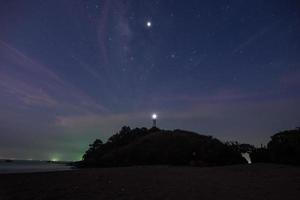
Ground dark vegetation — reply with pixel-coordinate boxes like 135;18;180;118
82;126;246;167
250;128;300;165
225;128;300;165
267;128;300;164
81;127;300;167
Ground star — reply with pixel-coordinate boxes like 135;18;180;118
146;21;152;28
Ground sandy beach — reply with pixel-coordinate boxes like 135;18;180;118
0;163;300;200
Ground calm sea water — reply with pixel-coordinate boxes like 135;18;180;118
0;160;74;174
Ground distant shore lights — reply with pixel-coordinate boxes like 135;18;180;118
152;113;157;127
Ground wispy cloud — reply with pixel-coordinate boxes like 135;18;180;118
232;20;282;54
0;40;108;113
0;73;59;107
97;0;132;64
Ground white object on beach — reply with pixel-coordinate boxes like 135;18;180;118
241;152;252;164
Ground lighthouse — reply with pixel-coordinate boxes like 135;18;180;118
152;113;157;127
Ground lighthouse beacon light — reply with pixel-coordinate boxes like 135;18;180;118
152;113;157;119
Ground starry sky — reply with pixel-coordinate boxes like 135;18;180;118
0;0;299;161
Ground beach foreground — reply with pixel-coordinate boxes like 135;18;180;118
1;164;300;200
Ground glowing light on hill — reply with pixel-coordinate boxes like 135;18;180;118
152;113;157;119
146;21;152;27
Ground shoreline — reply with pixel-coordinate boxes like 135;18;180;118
0;160;74;174
1;163;300;200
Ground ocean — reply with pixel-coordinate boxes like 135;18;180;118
0;160;74;174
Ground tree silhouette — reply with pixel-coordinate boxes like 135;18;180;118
82;139;103;161
250;147;270;163
81;127;246;167
268;128;300;165
225;141;255;153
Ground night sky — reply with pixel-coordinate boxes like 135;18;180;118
0;0;299;161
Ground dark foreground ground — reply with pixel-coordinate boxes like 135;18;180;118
0;164;300;200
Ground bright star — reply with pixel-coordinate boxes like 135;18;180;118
146;21;152;27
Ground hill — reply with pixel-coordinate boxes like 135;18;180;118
81;127;246;167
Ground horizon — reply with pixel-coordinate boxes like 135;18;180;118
0;0;299;161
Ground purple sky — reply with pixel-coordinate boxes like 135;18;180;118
0;0;299;160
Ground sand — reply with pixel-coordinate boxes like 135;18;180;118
0;163;300;200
